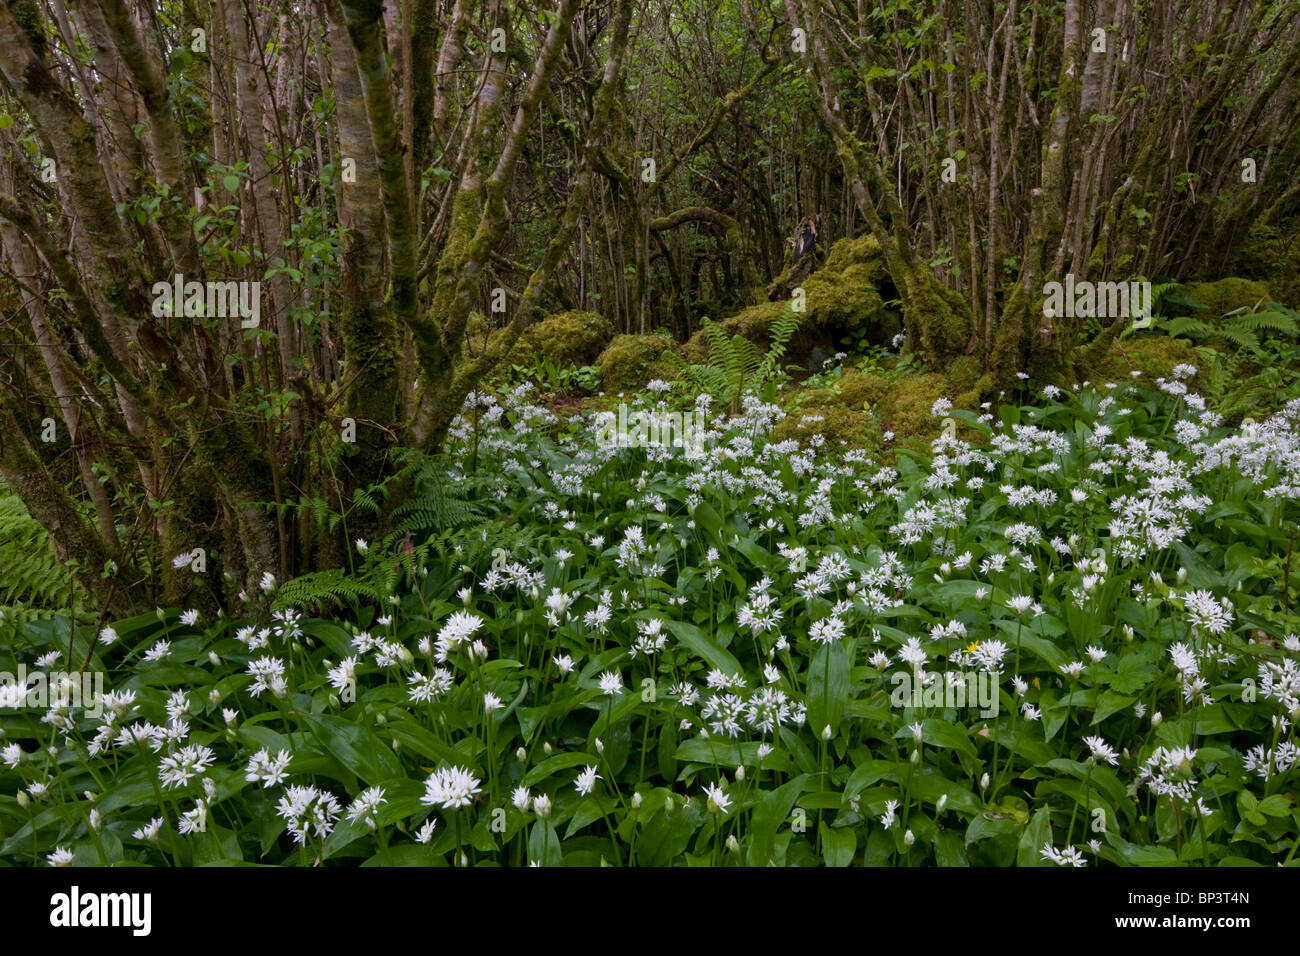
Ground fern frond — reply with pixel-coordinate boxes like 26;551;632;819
755;307;801;384
0;495;72;609
271;569;380;612
1160;315;1214;339
1216;324;1260;352
1234;310;1299;335
389;451;481;537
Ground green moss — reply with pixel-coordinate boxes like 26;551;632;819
906;278;972;366
464;313;491;354
717;235;893;345
839;368;890;408
946;355;983;394
595;333;681;393
791;387;839;408
1123;335;1204;378
771;405;880;449
1184;278;1271;316
1081;333;1204;383
680;333;710;365
879;374;947;441
821;234;885;274
711;300;787;343
506;310;614;367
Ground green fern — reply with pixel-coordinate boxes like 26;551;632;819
668;306;801;413
754;307;802;387
271;568;381;612
0;493;73;612
1158;300;1299;355
389;449;481;538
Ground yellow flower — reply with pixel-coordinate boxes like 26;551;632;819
964;641;980;654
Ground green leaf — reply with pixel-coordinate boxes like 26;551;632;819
1104;655;1157;695
1017;806;1053;866
921;718;979;759
933;831;968;866
820;822;855;866
528;820;562;866
523;751;598;787
635;806;696;866
663;619;743;675
1257;795;1292;818
746;774;808;866
301;712;403;786
223;173;241;194
807;640;851;735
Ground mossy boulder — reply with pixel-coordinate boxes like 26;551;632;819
838;368;890;408
878;374;948;442
771;405;880;449
945;355;983;395
595;333;681;393
1184;278;1271;316
698;234;900;368
1080;332;1203;383
507;310;614;368
1122;335;1204;379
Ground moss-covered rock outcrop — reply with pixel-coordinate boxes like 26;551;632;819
771;405;880;449
877;374;948;442
594;333;682;393
691;234;900;368
1184;278;1272;316
838;368;890;409
1079;332;1203;383
505;310;614;368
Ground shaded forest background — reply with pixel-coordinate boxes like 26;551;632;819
2;0;1300;619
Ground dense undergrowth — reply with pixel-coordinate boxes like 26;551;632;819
3;362;1299;866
